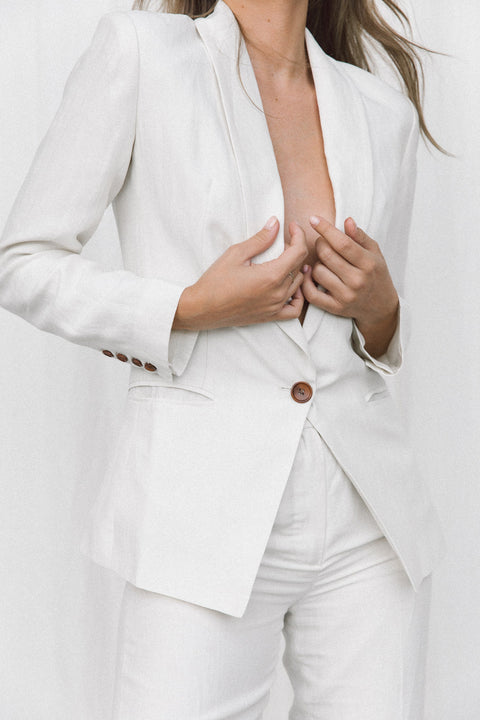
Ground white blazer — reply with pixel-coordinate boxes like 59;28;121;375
0;0;446;618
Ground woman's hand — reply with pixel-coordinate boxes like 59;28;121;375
302;215;399;357
173;217;308;330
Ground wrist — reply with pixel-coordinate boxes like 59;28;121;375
356;301;399;334
172;283;205;331
355;300;399;358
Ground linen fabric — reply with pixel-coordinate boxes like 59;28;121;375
111;418;431;720
0;0;446;617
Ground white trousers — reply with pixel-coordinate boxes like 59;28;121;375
111;418;432;720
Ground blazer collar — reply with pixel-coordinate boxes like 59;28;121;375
195;0;374;352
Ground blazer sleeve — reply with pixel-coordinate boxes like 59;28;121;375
350;99;420;376
0;11;190;382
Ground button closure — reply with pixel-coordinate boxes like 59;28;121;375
131;357;143;367
144;362;157;372
291;382;313;403
102;349;114;357
116;353;128;362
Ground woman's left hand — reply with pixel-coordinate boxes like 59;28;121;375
301;215;399;357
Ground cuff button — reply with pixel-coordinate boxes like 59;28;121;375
144;362;157;372
116;353;128;362
131;357;143;367
102;350;114;357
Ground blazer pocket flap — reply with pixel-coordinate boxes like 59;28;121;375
128;382;214;404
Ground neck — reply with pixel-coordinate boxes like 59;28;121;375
222;0;311;84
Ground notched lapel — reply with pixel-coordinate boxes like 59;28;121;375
195;0;374;353
302;29;375;343
195;1;284;260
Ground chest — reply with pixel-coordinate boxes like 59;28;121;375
259;77;336;324
261;79;336;265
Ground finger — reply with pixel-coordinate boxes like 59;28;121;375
302;266;342;315
267;221;308;277
236;216;279;264
310;214;364;267
344;216;376;251
282;220;309;268
281;263;305;291
275;285;304;320
311;262;346;298
287;219;302;243
314;236;358;284
283;270;305;298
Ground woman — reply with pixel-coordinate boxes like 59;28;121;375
0;0;447;717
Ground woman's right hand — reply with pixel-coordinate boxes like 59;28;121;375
172;217;308;330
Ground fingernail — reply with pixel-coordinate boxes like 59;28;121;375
303;265;310;273
350;217;357;231
264;215;277;229
309;215;321;225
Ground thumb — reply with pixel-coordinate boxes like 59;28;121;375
239;216;279;262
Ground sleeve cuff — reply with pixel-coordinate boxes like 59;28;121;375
351;297;410;376
130;278;199;381
168;326;200;377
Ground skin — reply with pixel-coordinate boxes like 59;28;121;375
173;0;400;358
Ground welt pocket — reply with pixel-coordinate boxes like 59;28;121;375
127;382;214;404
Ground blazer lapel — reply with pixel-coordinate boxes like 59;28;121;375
195;0;374;351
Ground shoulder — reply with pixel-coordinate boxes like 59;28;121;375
90;9;197;52
95;9;202;70
335;60;418;140
125;9;197;48
95;8;193;30
335;60;413;116
65;11;140;88
81;9;199;79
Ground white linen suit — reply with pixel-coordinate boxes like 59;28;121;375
0;0;446;620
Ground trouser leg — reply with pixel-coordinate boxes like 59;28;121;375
282;542;431;720
109;420;331;720
281;427;432;720
110;420;432;720
110;578;287;720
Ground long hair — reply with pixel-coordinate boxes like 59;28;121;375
132;0;448;154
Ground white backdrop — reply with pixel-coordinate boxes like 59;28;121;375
0;1;478;718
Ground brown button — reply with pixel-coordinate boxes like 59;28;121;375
290;382;313;403
116;353;128;362
144;362;157;372
102;349;114;357
131;357;143;367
